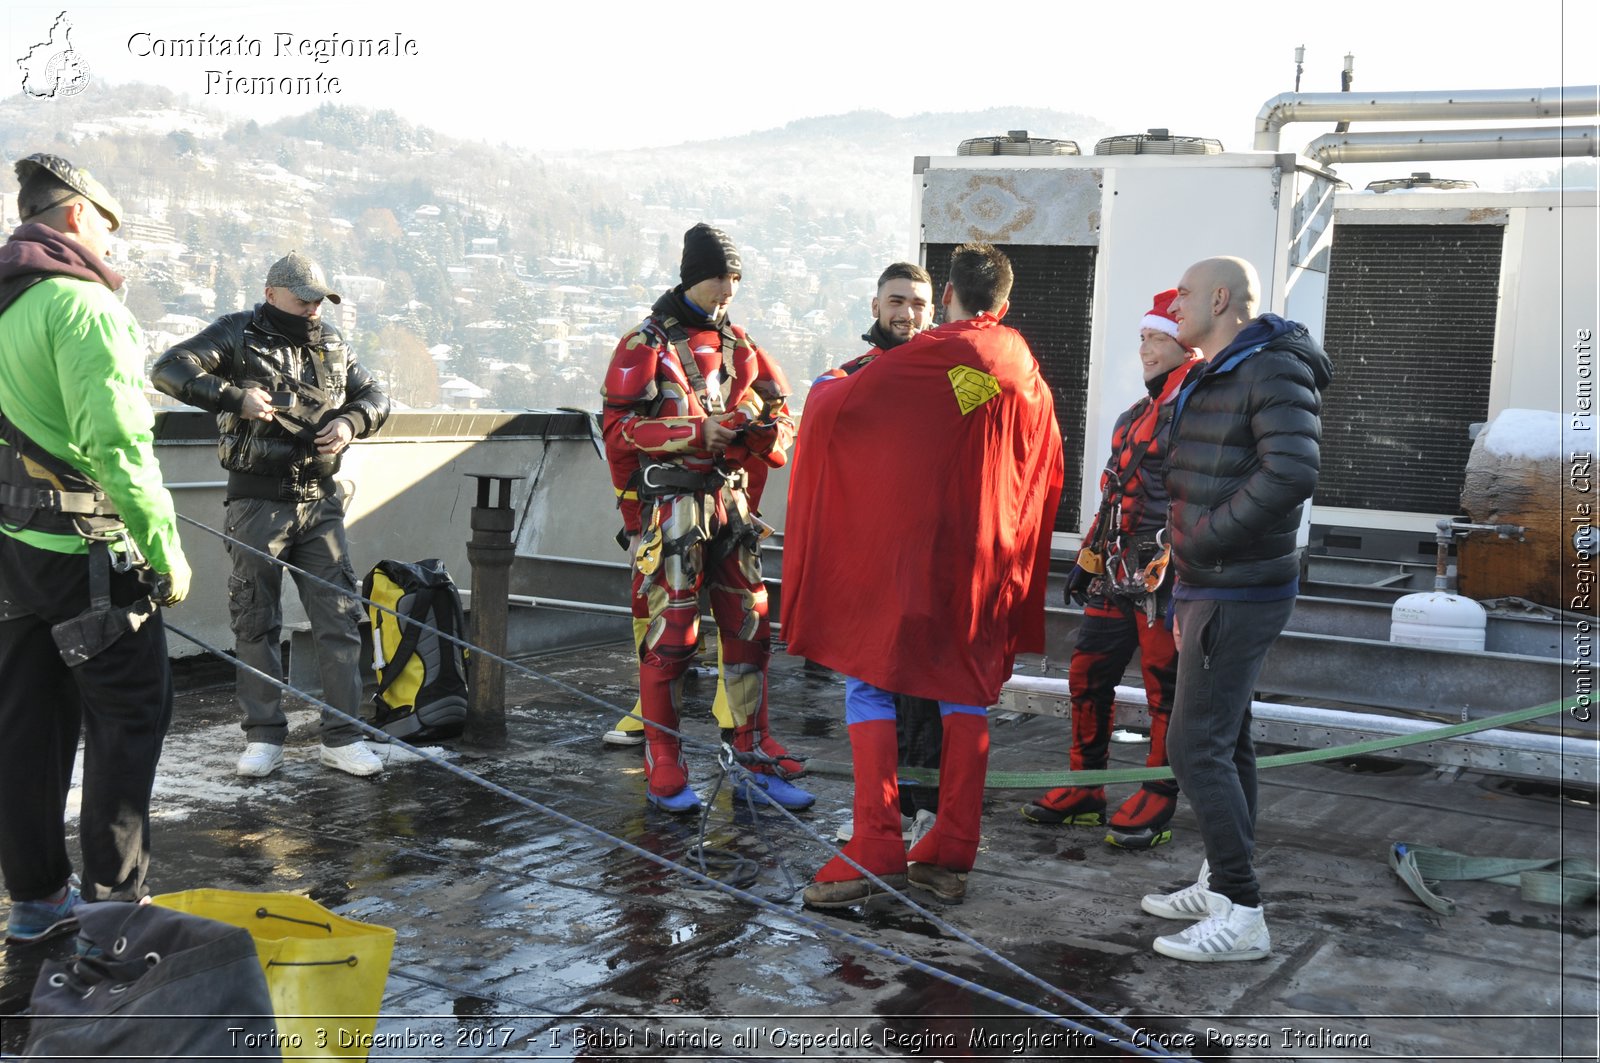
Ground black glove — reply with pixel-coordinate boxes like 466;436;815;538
1065;563;1093;607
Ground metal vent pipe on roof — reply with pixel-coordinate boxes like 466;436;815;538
1303;125;1598;165
1254;86;1600;151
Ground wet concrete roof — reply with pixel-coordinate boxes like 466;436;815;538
2;640;1595;1061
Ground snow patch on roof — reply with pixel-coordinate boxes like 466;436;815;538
1480;408;1588;462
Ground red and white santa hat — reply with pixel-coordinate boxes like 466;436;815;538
1140;288;1183;341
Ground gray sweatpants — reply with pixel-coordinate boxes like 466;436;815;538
224;494;364;747
1167;595;1296;909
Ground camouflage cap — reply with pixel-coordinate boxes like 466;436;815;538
265;250;341;304
14;152;123;232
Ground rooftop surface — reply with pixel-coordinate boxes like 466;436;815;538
1;639;1596;1062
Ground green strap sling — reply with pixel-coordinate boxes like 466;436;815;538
1389;841;1600;915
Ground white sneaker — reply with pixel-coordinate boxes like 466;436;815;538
236;742;284;778
319;741;384;777
372;742;424;766
602;726;645;747
1152;901;1271;962
835;814;917;844
1141;859;1227;920
907;809;937;848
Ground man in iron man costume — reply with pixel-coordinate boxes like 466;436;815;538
601;223;813;814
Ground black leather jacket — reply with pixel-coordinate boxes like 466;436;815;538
152;305;390;501
1162;315;1333;590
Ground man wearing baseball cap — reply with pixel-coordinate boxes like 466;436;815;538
0;153;190;942
1022;289;1201;849
153;251;390;778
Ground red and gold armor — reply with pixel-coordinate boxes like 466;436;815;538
601;304;798;800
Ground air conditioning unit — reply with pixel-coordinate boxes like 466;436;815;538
1365;172;1479;192
1094;129;1223;156
957;130;1081;157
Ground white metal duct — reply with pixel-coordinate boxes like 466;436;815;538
1304;125;1597;165
1254;86;1600;151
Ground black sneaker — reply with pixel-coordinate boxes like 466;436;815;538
1106;826;1174;849
1021;786;1106;825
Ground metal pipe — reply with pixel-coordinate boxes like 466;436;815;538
464;473;522;749
1254;86;1600;151
1434;519;1454;593
1432;518;1528;592
1303;125;1597;165
1004;675;1592;763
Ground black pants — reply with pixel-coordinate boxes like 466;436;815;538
0;537;173;903
895;695;942;815
1167;596;1296;909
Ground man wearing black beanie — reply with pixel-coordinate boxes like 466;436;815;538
679;222;742;293
600;224;812;814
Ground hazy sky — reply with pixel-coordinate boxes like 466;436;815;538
6;0;1596;176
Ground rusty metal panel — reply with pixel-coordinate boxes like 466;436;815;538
921;167;1102;245
1335;207;1510;226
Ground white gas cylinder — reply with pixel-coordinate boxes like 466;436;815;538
1389;592;1488;652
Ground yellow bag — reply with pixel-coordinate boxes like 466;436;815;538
153;889;394;1060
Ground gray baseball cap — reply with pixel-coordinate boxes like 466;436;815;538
265;251;341;304
14;152;123;231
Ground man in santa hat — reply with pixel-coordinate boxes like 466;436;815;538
1022;289;1201;849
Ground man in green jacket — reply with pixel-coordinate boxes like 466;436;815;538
0;153;190;944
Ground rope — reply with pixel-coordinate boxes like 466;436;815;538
176;513;702;757
167;514;1187;1057
181;514;1580;793
164;623;1182;1059
811;696;1583;789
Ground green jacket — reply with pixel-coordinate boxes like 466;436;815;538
0;276;184;574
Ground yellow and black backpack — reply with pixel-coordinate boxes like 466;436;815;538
363;559;468;741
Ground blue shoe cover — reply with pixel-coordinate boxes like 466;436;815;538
734;773;816;811
5;884;80;944
646;786;702;814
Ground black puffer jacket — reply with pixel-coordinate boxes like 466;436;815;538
1162;315;1333;590
152;305;389;500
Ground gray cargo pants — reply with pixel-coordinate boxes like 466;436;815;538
224;494;364;747
1166;595;1296;909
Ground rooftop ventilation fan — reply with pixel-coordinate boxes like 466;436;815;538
957;129;1081;156
1093;129;1223;156
1365;172;1480;193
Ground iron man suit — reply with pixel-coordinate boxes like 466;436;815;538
602;298;801;806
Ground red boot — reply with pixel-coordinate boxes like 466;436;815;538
1107;709;1178;846
805;719;906;907
639;661;691;802
1108;786;1177;832
1022;785;1107;825
906;711;988;899
727;699;806;779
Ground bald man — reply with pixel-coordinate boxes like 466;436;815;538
1138;257;1332;962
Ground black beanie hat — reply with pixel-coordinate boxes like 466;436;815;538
679;223;742;288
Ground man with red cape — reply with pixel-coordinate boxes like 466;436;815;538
785;243;1064;906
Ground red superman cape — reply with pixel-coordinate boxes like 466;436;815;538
781;315;1064;706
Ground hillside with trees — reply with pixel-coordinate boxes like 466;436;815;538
1;85;1114;409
